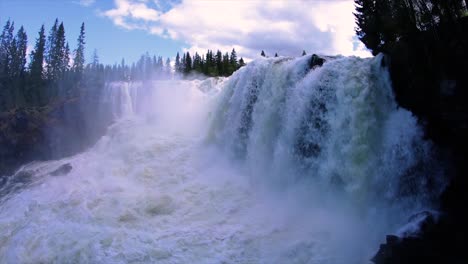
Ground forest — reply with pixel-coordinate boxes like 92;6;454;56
0;19;246;112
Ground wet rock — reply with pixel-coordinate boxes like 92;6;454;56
372;210;467;264
50;163;72;176
309;54;325;70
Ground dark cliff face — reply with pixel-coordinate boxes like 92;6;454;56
373;17;468;264
0;96;112;177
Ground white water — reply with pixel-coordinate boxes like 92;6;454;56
0;56;444;263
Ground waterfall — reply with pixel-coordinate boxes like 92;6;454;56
209;54;444;205
0;55;445;264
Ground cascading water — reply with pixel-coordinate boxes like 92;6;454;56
0;55;444;263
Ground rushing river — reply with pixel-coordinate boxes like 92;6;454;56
0;55;444;263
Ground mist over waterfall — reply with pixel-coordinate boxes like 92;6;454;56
210;54;444;203
0;55;445;263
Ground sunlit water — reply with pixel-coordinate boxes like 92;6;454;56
0;56;444;263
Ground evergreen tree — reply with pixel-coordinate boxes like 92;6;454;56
239;57;246;67
184;51;192;73
275;52;278;57
193;52;202;72
92;49;99;69
157;56;163;77
222;52;230;76
204;50;214;76
144;53;152;80
165;57;171;77
11;26;27;78
45;20;69;80
72;22;85;77
56;23;67;77
120;58;127;80
175;52;181;73
302;50;306;56
180;53;186;73
260;50;266;57
0;20;15;78
229;48;238;72
215;50;222;75
29;25;46;81
63;42;70;73
46;19;58;80
354;0;466;55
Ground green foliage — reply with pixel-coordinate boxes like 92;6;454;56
354;0;467;54
0;18;244;112
72;23;85;77
11;26;27;78
174;48;245;77
29;25;46;82
0;20;15;78
239;57;246;67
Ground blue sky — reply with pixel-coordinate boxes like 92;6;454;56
0;0;370;65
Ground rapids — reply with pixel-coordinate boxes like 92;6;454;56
0;55;444;263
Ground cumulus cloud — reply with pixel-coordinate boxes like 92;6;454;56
102;0;162;30
101;0;371;59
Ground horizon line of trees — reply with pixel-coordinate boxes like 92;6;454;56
260;50;308;57
0;18;248;111
174;49;245;77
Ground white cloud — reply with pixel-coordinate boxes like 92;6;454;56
102;0;161;30
101;0;371;59
77;0;96;7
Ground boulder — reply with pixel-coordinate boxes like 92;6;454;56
309;54;325;70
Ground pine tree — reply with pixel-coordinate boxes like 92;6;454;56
143;53;151;80
11;26;28;78
275;52;278;57
204;50;214;76
302;50;306;56
260;50;266;57
157;56;163;77
239;57;246;67
175;52;181;73
63;42;70;73
46;19;58;80
180;53;186;74
229;48;238;71
165;57;171;77
184;51;192;74
72;22;85;77
56;23;67;77
92;49;99;69
222;52;230;76
120;58;127;80
29;25;46;81
193;52;202;73
0;20;15;78
215;50;222;75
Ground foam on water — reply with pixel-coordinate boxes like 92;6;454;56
0;56;444;263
